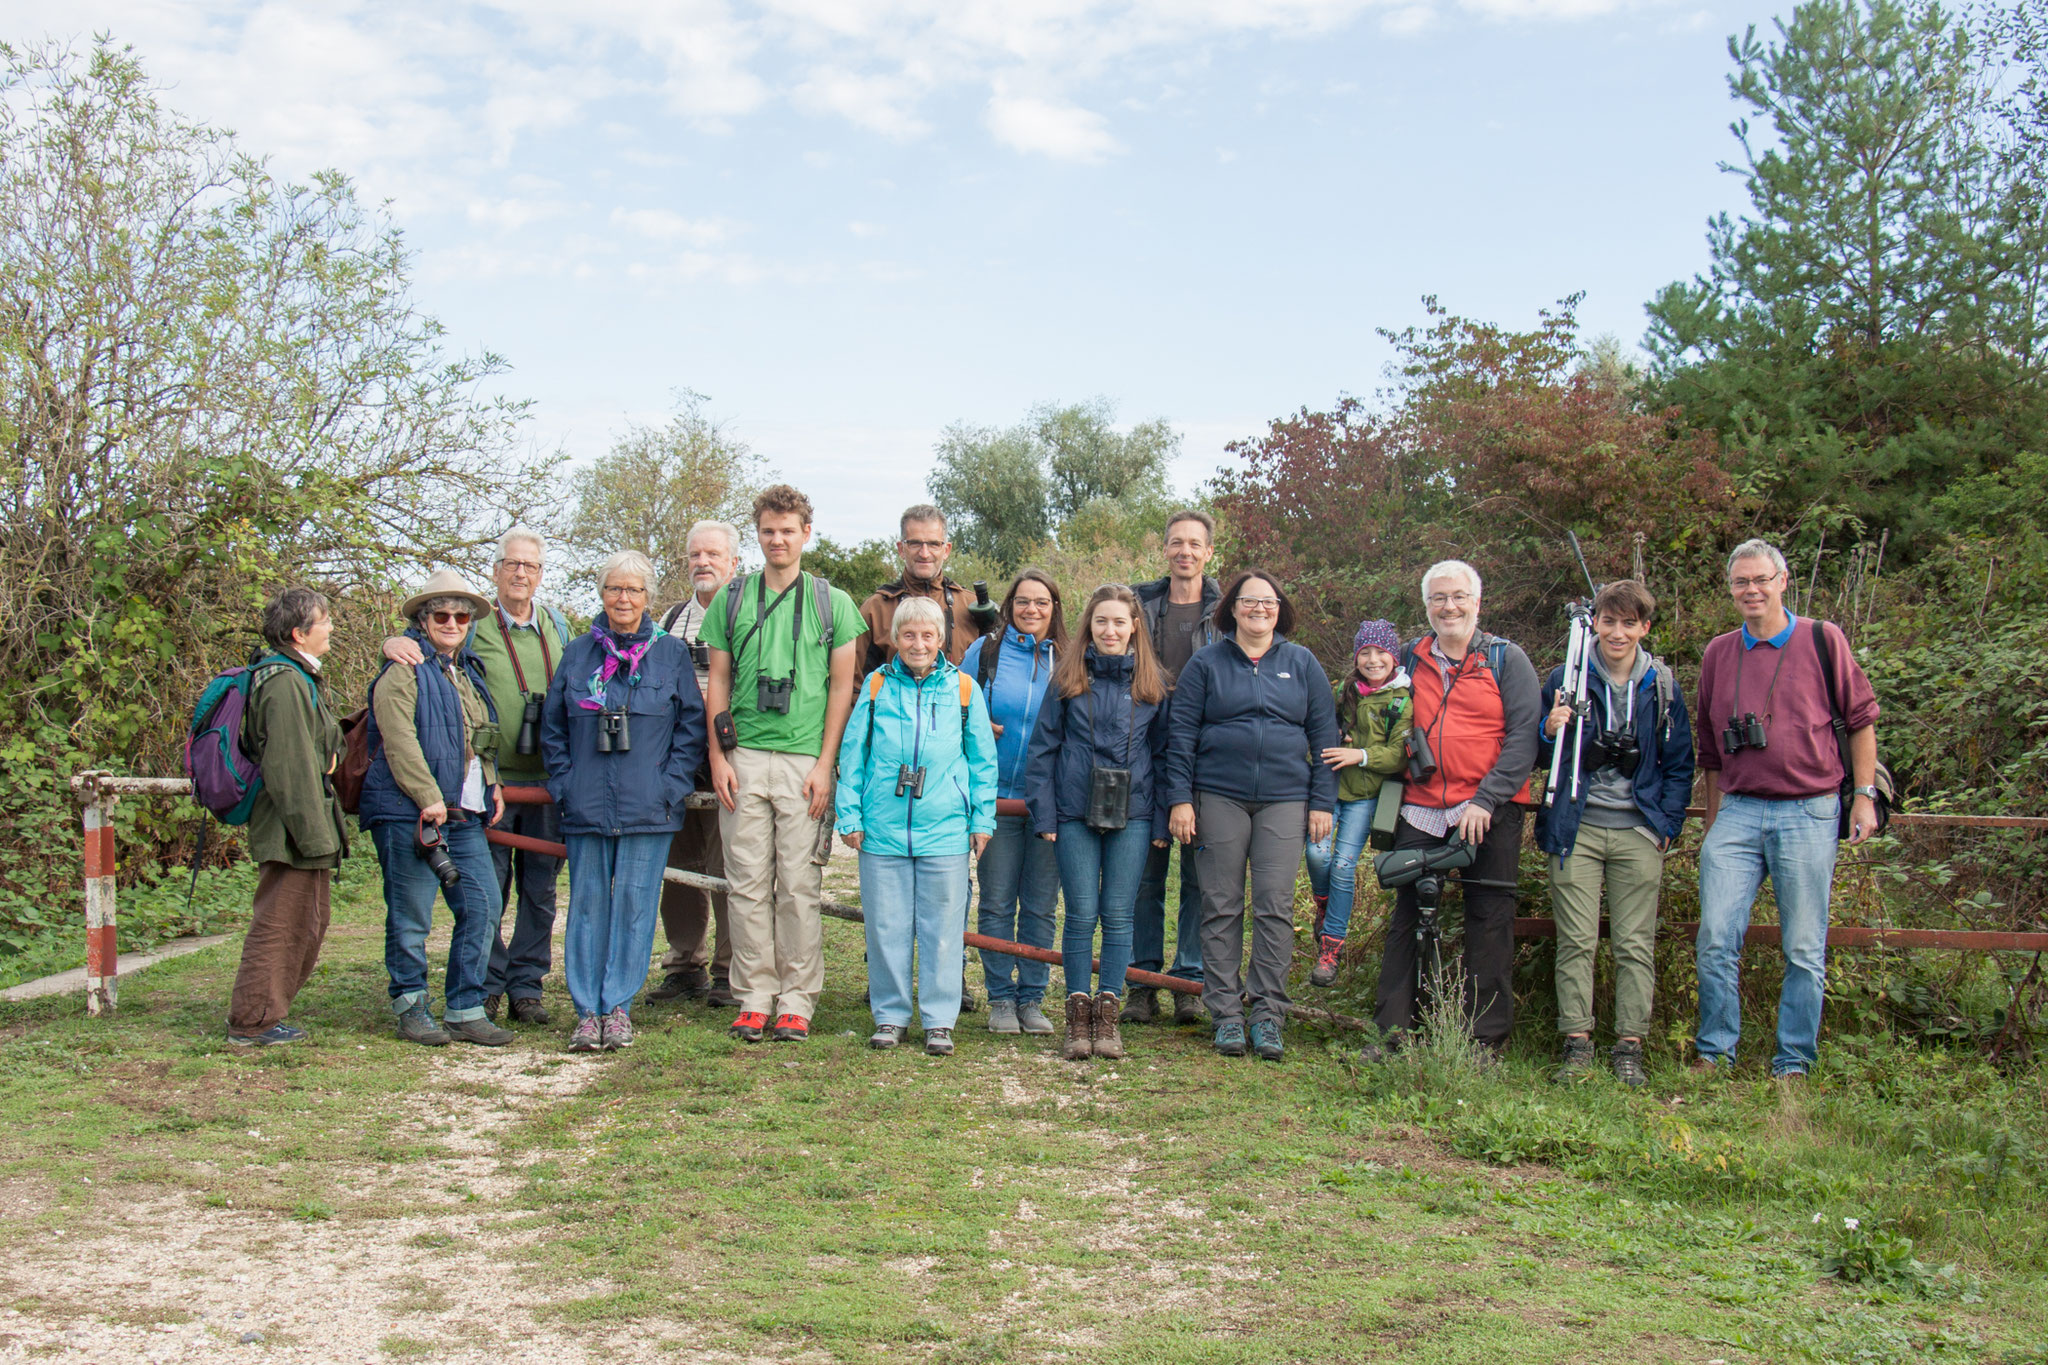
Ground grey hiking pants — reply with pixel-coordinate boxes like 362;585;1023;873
1194;793;1307;1029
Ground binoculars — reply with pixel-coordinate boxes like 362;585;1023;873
758;675;794;715
515;693;543;756
414;819;462;891
596;708;631;753
1406;729;1438;782
687;640;710;671
895;764;926;798
1590;727;1641;772
1722;712;1768;754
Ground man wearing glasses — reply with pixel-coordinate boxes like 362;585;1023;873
1692;539;1880;1082
856;505;985;674
382;530;572;1025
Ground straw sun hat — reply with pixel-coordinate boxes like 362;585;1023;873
399;567;491;623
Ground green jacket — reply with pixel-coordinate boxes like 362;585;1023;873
243;648;350;869
1335;672;1413;803
466;602;570;782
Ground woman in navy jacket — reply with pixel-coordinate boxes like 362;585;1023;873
541;551;707;1053
1164;569;1339;1062
1023;583;1171;1063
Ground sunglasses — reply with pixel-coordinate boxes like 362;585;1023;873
429;610;473;625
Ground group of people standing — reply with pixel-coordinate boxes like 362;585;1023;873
224;490;1881;1087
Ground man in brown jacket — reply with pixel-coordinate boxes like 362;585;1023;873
227;588;351;1045
856;505;986;675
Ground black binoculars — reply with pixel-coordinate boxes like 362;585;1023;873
1590;728;1641;772
596;708;631;753
895;764;926;799
687;640;710;671
758;675;794;715
1722;713;1768;754
414;819;462;890
1406;729;1438;782
515;693;543;756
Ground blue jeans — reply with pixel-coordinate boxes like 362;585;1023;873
1055;821;1153;998
564;832;670;1018
976;815;1060;1004
1695;792;1840;1075
374;816;499;1023
860;851;969;1030
1304;797;1376;941
1133;836;1203;984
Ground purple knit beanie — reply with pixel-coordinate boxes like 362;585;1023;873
1352;619;1400;655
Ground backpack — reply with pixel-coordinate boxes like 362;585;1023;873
1400;633;1509;685
184;657;318;824
1810;619;1896;839
863;669;975;758
466;603;570;656
336;705;372;815
977;634;1001;694
724;572;836;681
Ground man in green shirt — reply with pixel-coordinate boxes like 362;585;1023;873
703;485;862;1042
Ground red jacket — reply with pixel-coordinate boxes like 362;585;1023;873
1406;634;1542;812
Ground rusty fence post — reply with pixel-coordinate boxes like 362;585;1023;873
78;773;120;1015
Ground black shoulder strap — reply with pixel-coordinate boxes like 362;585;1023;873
978;634;1000;692
660;600;687;634
1399;636;1424;676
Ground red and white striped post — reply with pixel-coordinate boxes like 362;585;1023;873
79;773;120;1015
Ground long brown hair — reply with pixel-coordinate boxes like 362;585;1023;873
1001;568;1069;652
1054;584;1165;704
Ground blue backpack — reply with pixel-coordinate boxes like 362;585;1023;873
184;657;317;824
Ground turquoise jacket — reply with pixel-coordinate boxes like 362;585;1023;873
836;655;1000;858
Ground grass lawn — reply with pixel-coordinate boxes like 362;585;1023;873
0;853;2042;1364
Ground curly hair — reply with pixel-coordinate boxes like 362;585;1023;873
753;483;815;527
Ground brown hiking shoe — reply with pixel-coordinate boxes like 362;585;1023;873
1092;992;1126;1060
1119;988;1158;1025
1172;992;1205;1026
1061;993;1093;1061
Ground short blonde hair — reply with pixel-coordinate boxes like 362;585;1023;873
891;595;945;641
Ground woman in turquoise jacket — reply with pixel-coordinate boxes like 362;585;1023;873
836;597;1000;1056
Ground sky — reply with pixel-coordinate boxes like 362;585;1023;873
9;0;1769;545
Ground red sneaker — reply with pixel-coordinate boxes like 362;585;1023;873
772;1013;810;1042
730;1010;768;1042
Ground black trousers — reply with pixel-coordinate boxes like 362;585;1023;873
1372;803;1526;1048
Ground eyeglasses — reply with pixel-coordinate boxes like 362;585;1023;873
1237;597;1280;610
1426;592;1475;608
429;610;473;625
498;559;541;574
900;539;946;552
1729;574;1782;590
1013;597;1054;610
601;584;648;598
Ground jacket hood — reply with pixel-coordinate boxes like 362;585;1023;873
593;613;655;646
1085;647;1135;681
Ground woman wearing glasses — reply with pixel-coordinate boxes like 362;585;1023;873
360;568;512;1047
1163;570;1339;1062
540;551;707;1053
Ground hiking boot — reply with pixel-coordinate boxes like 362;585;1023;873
226;1022;304;1047
1690;1055;1728;1076
1016;1001;1055;1036
1310;934;1344;988
730;1011;768;1042
1061;993;1093;1061
959;970;981;1014
483;993;503;1022
706;976;739;1009
395;1004;450;1047
1172;992;1205;1026
1250;1018;1284;1062
1356;1040;1389;1065
1213;1019;1247;1057
772;1014;810;1042
1092;992;1126;1061
987;1000;1021;1034
447;1015;515;1047
869;1023;903;1050
600;1007;634;1050
567;1015;603;1052
1611;1037;1648;1089
648;968;711;1003
1554;1034;1596;1083
508;996;551;1025
1119;988;1158;1025
1311;893;1329;939
925;1028;954;1057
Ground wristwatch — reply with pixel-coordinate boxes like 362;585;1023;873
1853;784;1879;800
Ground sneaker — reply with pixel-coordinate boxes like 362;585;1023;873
226;1022;304;1047
925;1028;954;1057
1554;1034;1596;1083
567;1015;603;1052
771;1013;809;1042
706;977;739;1009
482;993;503;1022
1611;1037;1647;1089
600;1007;634;1050
987;1000;1021;1034
1172;992;1205;1027
1310;934;1344;988
869;1023;904;1050
446;1016;514;1046
1213;1019;1247;1057
1119;989;1158;1025
395;1003;450;1047
730;1011;768;1042
1016;1001;1055;1036
508;996;551;1025
1249;1019;1284;1062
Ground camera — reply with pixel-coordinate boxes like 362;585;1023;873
758;675;794;715
688;640;710;671
515;693;543;756
1722;713;1767;755
596;708;631;754
1591;728;1640;772
895;764;926;799
1405;729;1438;782
414;820;462;890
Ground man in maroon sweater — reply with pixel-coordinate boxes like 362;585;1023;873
1693;539;1880;1080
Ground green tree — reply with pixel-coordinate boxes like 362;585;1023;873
563;392;761;601
804;536;897;604
1644;0;2048;547
926;423;1050;567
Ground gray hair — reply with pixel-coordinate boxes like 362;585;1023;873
599;550;656;591
1726;538;1788;578
891;595;946;641
496;528;545;565
1420;559;1483;603
685;520;741;558
261;587;330;648
900;504;947;537
415;595;475;627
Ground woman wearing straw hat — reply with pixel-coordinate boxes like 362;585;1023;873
359;568;512;1047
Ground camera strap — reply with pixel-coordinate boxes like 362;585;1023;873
731;573;804;687
493;602;553;696
1730;622;1795;728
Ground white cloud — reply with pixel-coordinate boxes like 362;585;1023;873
608;208;741;246
793;65;932;138
986;89;1123;163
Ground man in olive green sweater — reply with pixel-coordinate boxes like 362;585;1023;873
228;589;351;1046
